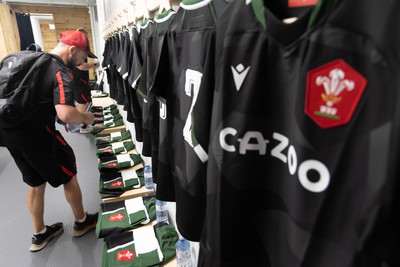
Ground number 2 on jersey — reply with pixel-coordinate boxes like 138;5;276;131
183;69;208;163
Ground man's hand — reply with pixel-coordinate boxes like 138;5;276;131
82;112;95;125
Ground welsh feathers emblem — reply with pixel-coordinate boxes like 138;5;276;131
305;59;367;128
116;249;135;261
109;213;125;222
110;180;123;188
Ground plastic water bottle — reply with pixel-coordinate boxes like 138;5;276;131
176;238;192;267
156;199;168;224
144;166;154;190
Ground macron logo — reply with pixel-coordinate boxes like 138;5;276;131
231;64;250;91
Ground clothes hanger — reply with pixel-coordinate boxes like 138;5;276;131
158;0;172;13
143;0;150;20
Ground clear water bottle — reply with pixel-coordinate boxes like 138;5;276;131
176;238;192;267
143;165;154;190
156;199;168;224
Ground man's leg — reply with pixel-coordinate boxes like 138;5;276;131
27;183;46;233
27;182;63;252
64;175;98;237
63;175;85;221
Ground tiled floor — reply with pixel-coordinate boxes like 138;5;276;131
0;125;103;267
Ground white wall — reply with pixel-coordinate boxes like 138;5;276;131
30;14;54;49
30;17;43;48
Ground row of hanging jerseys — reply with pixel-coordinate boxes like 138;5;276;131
101;0;400;266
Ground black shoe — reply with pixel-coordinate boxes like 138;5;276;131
30;222;64;252
72;212;98;237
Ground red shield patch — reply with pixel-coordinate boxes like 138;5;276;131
110;180;123;188
305;59;367;129
109;213;125;222
116;249;135;261
289;0;318;7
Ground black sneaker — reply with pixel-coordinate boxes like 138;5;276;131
72;212;98;237
30;222;64;252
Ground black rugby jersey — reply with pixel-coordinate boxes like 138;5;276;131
145;9;176;183
199;0;400;266
126;25;144;142
136;19;155;156
72;66;91;104
152;0;221;241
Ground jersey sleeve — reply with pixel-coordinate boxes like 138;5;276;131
54;67;75;106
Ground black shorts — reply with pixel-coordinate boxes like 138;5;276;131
7;130;77;187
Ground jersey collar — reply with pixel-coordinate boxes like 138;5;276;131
251;0;338;30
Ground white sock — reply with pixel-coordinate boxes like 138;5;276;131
34;227;47;235
77;213;87;223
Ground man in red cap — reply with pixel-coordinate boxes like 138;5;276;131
66;28;100;133
1;30;98;252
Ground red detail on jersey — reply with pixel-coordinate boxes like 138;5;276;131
305;59;367;129
110;180;123;188
109;213;125;222
69;72;74;80
107;162;118;167
81;93;89;103
116;249;135;261
80;78;89;85
55;135;67;145
60;164;75;177
288;0;318;7
56;71;66;104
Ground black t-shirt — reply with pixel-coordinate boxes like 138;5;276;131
152;0;221;241
72;65;91;104
2;54;75;150
199;0;400;266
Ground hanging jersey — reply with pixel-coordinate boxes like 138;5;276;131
141;9;176;179
125;25;144;142
200;0;400;266
118;29;136;122
152;0;220;241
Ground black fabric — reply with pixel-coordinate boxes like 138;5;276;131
6;128;76;188
72;67;91;104
0;51;51;129
199;0;400;266
1;54;75;150
15;13;35;51
152;0;222;241
146;9;176;182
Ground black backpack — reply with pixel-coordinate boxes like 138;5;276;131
0;51;52;129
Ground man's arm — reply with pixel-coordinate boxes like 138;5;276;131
77;61;100;71
55;104;95;125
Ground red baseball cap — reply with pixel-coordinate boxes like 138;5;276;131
60;30;97;58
